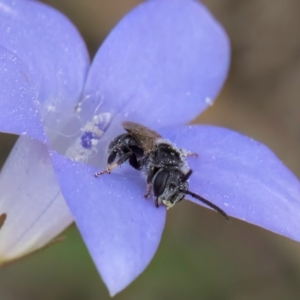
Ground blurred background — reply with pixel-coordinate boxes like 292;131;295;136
1;0;300;299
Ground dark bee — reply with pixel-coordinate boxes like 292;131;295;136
95;121;229;220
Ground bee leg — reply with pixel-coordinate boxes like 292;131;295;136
94;151;133;177
155;198;159;208
186;151;198;157
129;154;141;170
179;148;198;158
94;163;117;177
182;169;193;182
107;149;118;165
94;149;119;176
144;167;156;198
144;183;152;199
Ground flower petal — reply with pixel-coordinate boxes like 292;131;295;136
0;47;46;141
51;151;166;296
161;125;300;242
79;0;230;129
0;0;89;263
0;0;89;141
0;136;73;261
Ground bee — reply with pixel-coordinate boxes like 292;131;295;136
95;121;229;220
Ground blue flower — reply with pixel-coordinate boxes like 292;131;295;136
0;0;300;296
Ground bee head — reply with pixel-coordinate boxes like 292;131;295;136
152;168;229;220
153;168;189;209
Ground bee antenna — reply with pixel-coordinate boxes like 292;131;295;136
181;189;229;221
182;169;193;182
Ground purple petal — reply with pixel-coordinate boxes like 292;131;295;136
51;151;166;296
0;0;89;263
79;0;230;130
0;0;89;140
161;125;300;242
0;137;73;260
0;47;46;142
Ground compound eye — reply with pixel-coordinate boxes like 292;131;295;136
153;170;169;197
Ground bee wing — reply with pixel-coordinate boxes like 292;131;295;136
122;121;162;153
